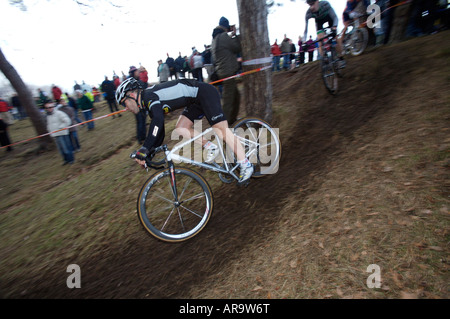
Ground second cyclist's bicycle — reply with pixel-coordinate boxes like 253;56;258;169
317;29;343;95
342;15;369;57
131;117;281;243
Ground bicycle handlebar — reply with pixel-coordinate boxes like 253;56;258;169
130;145;167;170
315;32;337;44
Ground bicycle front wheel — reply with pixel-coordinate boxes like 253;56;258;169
233;117;281;177
321;52;338;95
331;46;343;78
137;167;213;242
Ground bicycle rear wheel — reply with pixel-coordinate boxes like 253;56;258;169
321;51;338;95
137;167;213;242
233;117;281;177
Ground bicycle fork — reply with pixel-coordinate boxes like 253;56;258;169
164;147;180;206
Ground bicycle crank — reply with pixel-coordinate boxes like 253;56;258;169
218;172;234;184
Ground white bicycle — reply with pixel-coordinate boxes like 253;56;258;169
131;117;281;242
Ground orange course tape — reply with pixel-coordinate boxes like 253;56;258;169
1;109;127;149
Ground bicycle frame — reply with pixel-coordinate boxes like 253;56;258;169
315;29;341;95
316;28;337;52
138;117;280;186
317;32;339;65
164;127;241;181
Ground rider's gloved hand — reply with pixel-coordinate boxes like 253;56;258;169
135;146;153;161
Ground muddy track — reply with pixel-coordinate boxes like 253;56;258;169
20;34;442;298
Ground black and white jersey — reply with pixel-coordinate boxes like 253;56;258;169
141;79;225;151
142;79;200;115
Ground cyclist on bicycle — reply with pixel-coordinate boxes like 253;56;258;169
116;77;254;184
303;0;345;67
339;1;367;50
343;0;365;29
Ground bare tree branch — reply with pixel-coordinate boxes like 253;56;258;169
75;0;91;7
8;0;27;11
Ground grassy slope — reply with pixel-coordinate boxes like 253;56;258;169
0;31;449;298
187;32;450;299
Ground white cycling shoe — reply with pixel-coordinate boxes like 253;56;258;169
239;161;254;185
204;142;219;163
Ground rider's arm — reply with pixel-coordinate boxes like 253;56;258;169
223;32;241;54
303;11;311;41
142;101;166;152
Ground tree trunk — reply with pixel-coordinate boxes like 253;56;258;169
387;1;413;44
236;0;273;123
0;47;52;150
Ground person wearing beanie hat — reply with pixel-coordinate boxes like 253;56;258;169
127;65;147;143
129;66;138;78
219;16;230;31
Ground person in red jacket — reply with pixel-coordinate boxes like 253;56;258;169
138;66;148;88
51;85;63;102
0;98;13;125
271;40;282;72
0;98;10;112
113;75;121;89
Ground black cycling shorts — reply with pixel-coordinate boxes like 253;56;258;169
316;16;334;34
182;82;226;126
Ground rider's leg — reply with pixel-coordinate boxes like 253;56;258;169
175;114;211;147
213;120;253;182
337;21;350;57
212;120;246;162
336;38;344;57
176;115;220;163
317;31;325;58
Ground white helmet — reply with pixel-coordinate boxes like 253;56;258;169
115;77;142;105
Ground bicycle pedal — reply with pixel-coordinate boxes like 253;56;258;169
237;179;251;187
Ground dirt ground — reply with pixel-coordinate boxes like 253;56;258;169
2;31;449;299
